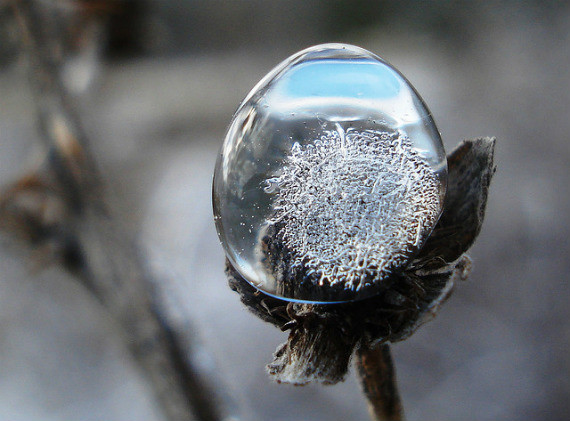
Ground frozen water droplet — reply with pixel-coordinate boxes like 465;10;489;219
213;43;447;303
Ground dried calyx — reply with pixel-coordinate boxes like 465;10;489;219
228;138;495;385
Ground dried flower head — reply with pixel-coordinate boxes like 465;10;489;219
227;137;495;385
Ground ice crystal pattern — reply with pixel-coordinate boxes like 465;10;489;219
269;128;443;292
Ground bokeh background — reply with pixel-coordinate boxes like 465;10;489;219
1;1;569;420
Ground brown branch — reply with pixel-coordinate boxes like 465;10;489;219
4;1;228;420
356;344;404;421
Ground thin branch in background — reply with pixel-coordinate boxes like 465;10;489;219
2;1;230;420
356;344;404;421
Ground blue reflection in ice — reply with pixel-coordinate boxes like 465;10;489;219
281;60;401;100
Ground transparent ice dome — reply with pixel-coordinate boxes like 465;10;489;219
213;44;447;303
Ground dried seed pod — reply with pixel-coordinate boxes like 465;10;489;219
213;43;496;387
226;138;495;385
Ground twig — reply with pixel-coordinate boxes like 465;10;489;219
5;1;227;420
356;344;404;421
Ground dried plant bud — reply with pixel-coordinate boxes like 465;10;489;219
215;43;496;387
226;138;495;385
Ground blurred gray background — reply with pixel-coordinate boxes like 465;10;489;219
1;1;569;420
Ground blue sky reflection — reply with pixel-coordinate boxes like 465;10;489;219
279;59;401;100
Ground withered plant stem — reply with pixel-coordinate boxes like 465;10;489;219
356;344;404;421
8;1;226;420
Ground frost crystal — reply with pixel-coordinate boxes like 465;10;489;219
269;128;443;293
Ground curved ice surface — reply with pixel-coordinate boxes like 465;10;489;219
213;44;447;303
